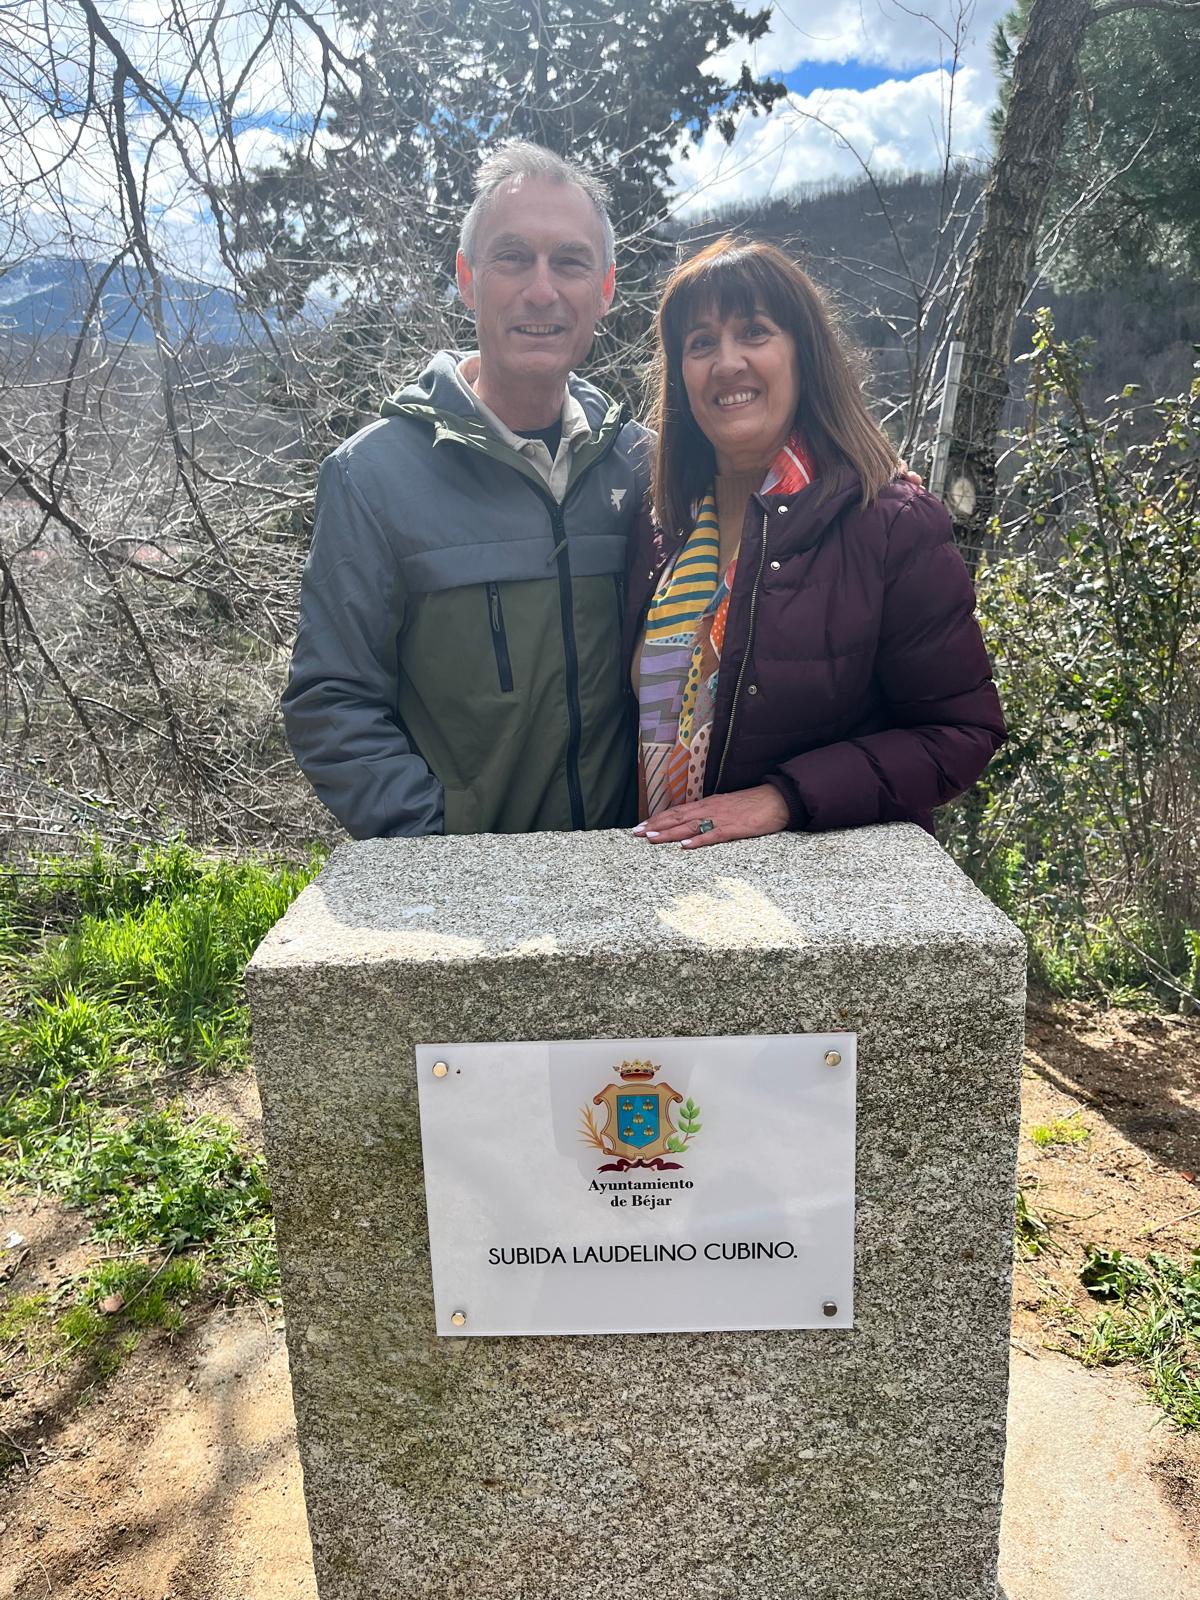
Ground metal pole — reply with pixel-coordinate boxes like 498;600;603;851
928;339;965;503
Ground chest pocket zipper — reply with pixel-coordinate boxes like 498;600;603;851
487;582;514;693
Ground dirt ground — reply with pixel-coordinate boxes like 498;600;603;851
1001;1000;1200;1596
1012;1001;1200;1358
1;1000;1198;1599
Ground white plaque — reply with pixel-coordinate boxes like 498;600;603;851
415;1034;856;1337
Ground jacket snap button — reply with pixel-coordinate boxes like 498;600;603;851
747;684;758;695
776;505;788;514
769;559;781;570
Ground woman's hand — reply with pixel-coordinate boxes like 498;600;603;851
632;784;791;848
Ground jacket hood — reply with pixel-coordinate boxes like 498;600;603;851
379;349;623;436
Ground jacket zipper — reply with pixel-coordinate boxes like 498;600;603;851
397;393;629;829
549;501;586;828
499;422;627;831
486;582;514;693
534;424;629;830
713;511;769;793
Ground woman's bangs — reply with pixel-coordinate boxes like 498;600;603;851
666;252;792;349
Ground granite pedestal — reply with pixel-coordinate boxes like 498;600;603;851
247;824;1025;1600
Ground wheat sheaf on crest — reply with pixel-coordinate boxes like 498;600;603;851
579;1103;608;1151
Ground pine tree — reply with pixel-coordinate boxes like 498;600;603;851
992;3;1200;286
232;0;784;320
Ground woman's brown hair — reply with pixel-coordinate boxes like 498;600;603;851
648;237;899;535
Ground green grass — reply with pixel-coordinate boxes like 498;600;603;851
1016;1199;1200;1431
0;1291;49;1343
0;1261;209;1379
53;1257;207;1374
6;837;315;1069
1015;1185;1059;1258
0;839;319;1378
1029;1115;1091;1148
1079;1246;1200;1429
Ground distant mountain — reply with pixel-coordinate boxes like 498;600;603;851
0;256;255;345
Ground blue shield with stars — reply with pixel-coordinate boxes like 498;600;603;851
617;1091;661;1150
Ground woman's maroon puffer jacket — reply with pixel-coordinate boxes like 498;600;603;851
623;469;1006;833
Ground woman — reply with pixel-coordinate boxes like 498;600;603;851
626;237;1005;849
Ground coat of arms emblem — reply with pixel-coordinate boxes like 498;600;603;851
579;1059;702;1171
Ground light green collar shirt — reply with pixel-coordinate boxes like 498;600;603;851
454;355;592;504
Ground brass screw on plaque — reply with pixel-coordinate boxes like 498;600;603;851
432;1061;449;1078
451;1311;467;1327
824;1050;842;1067
822;1301;838;1317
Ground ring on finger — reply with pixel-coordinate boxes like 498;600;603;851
696;818;715;835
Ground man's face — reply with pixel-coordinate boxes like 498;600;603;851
456;176;615;392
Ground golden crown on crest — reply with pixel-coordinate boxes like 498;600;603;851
614;1059;658;1081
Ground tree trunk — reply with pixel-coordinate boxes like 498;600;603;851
946;0;1095;568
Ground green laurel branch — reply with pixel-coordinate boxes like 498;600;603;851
666;1097;702;1154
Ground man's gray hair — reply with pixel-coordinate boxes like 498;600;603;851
459;140;615;268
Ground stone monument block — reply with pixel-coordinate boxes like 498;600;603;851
247;824;1025;1600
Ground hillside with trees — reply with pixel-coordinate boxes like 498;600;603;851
683;172;1200;425
993;2;1200;289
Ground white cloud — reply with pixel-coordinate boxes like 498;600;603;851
672;0;1011;215
4;1;1010;269
714;0;1011;75
0;0;352;275
671;65;994;215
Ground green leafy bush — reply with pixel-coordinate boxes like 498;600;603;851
943;315;1200;1005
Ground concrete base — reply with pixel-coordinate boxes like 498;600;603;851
249;824;1025;1599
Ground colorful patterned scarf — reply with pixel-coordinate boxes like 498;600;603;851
637;433;814;816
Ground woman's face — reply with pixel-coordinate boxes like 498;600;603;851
680;302;800;476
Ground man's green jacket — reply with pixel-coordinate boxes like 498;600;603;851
283;352;653;838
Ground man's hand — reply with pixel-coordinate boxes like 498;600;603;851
632;784;791;848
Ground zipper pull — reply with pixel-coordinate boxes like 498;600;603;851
488;582;501;631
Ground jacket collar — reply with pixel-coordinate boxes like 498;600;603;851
450;355;592;455
654;465;864;567
380;349;620;434
378;349;625;491
749;465;864;554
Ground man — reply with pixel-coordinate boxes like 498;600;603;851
283;142;650;837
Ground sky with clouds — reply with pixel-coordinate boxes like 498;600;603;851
0;0;335;269
673;0;1011;215
1;1;1013;273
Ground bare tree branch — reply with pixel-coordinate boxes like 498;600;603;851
1090;0;1200;18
